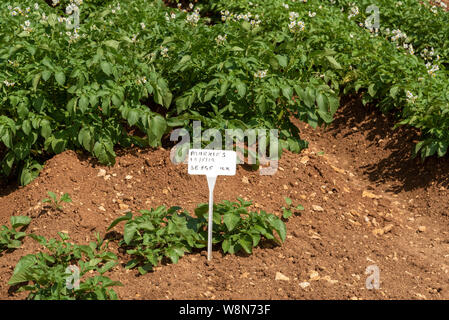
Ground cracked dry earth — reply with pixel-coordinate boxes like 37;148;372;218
0;96;448;300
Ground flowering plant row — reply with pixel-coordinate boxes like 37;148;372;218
207;0;449;158
0;0;448;185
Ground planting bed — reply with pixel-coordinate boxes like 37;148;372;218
1;0;449;300
1;98;448;299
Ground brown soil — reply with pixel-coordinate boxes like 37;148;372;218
1;95;449;300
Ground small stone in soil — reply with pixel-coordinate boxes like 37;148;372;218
275;272;290;281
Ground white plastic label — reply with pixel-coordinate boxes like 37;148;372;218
188;149;236;176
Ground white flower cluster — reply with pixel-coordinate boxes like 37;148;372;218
9;5;32;17
348;4;359;19
282;3;289;9
220;10;261;26
426;62;439;77
308;11;316;18
420;47;440;62
176;2;196;13
215;34;227;45
249;18;262;27
21;20;32;32
140;22;146;30
254;70;268;79
137;76;147;85
434;0;447;9
186;9;200;26
329;0;336;4
364;18;379;35
52;0;60;6
430;5;438;14
403;42;414;55
110;2;121;14
3;80;15;87
160;46;169;58
288;12;305;33
406;90;417;104
66;29;82;43
390;29;407;42
66;3;77;14
165;12;176;21
64;0;84;30
220;10;231;21
289;11;299;20
386;29;416;55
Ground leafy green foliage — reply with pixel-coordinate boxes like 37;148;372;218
107;206;205;274
42;191;72;211
9;232;122;300
0;0;333;185
0;216;31;253
205;0;449;159
108;199;287;274
1;0;448;186
333;0;449;65
281;197;304;219
195;198;287;254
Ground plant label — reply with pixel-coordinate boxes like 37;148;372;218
188;149;237;176
188;149;237;261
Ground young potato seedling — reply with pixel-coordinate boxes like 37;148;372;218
282;197;304;219
42;191;72;211
0;216;31;253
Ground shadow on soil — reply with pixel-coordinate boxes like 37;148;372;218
326;95;449;193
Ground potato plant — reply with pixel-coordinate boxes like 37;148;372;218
107;206;206;274
9;232;122;300
0;216;31;253
194;198;287;254
281;197;304;219
42;191;72;211
107;199;287;274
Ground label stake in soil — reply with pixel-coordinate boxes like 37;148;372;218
206;175;216;261
188;149;236;261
